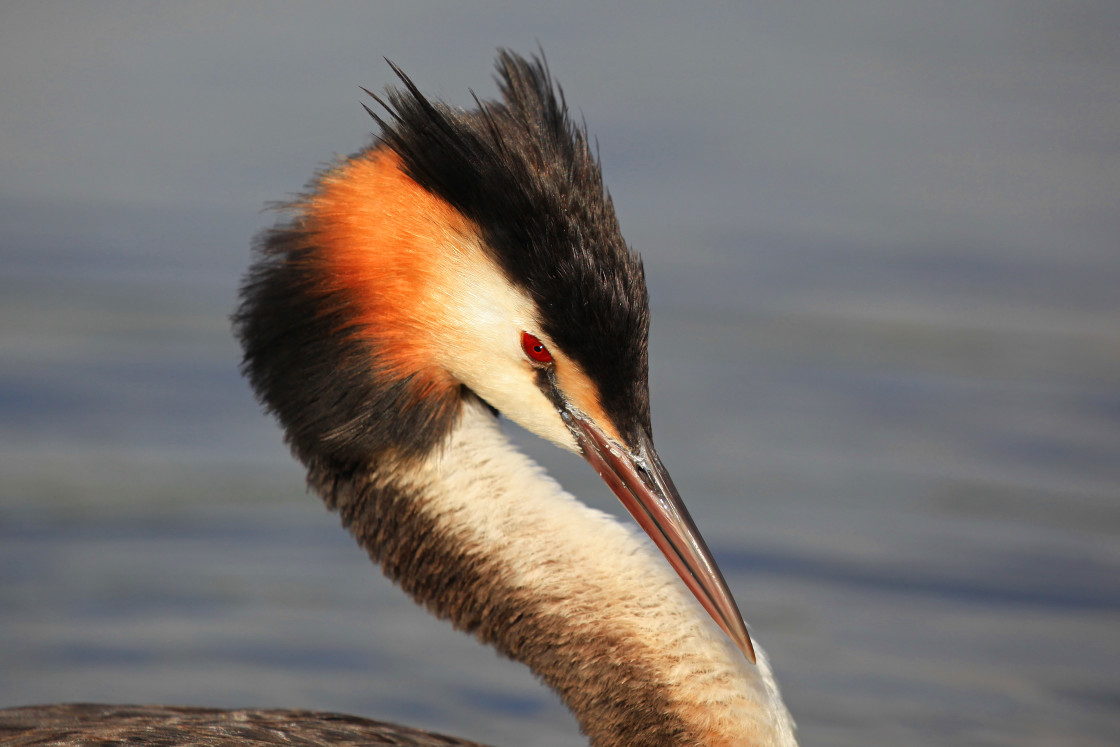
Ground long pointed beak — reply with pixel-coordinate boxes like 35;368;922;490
560;409;757;664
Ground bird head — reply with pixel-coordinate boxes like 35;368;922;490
236;50;755;663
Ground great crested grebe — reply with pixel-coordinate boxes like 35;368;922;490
1;51;796;747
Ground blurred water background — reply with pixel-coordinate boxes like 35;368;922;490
2;3;1118;745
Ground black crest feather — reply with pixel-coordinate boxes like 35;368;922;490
373;50;651;440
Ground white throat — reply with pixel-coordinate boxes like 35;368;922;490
390;400;797;746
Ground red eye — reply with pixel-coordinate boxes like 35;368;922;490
521;332;553;364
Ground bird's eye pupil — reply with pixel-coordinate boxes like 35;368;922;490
521;332;553;364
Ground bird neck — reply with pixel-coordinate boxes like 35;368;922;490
311;399;796;747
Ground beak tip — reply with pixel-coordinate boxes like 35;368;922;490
740;630;758;665
721;613;757;665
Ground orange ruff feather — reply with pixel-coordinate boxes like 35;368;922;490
304;149;472;403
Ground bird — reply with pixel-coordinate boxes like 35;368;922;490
0;51;796;747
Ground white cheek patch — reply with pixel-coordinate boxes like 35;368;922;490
422;230;579;452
